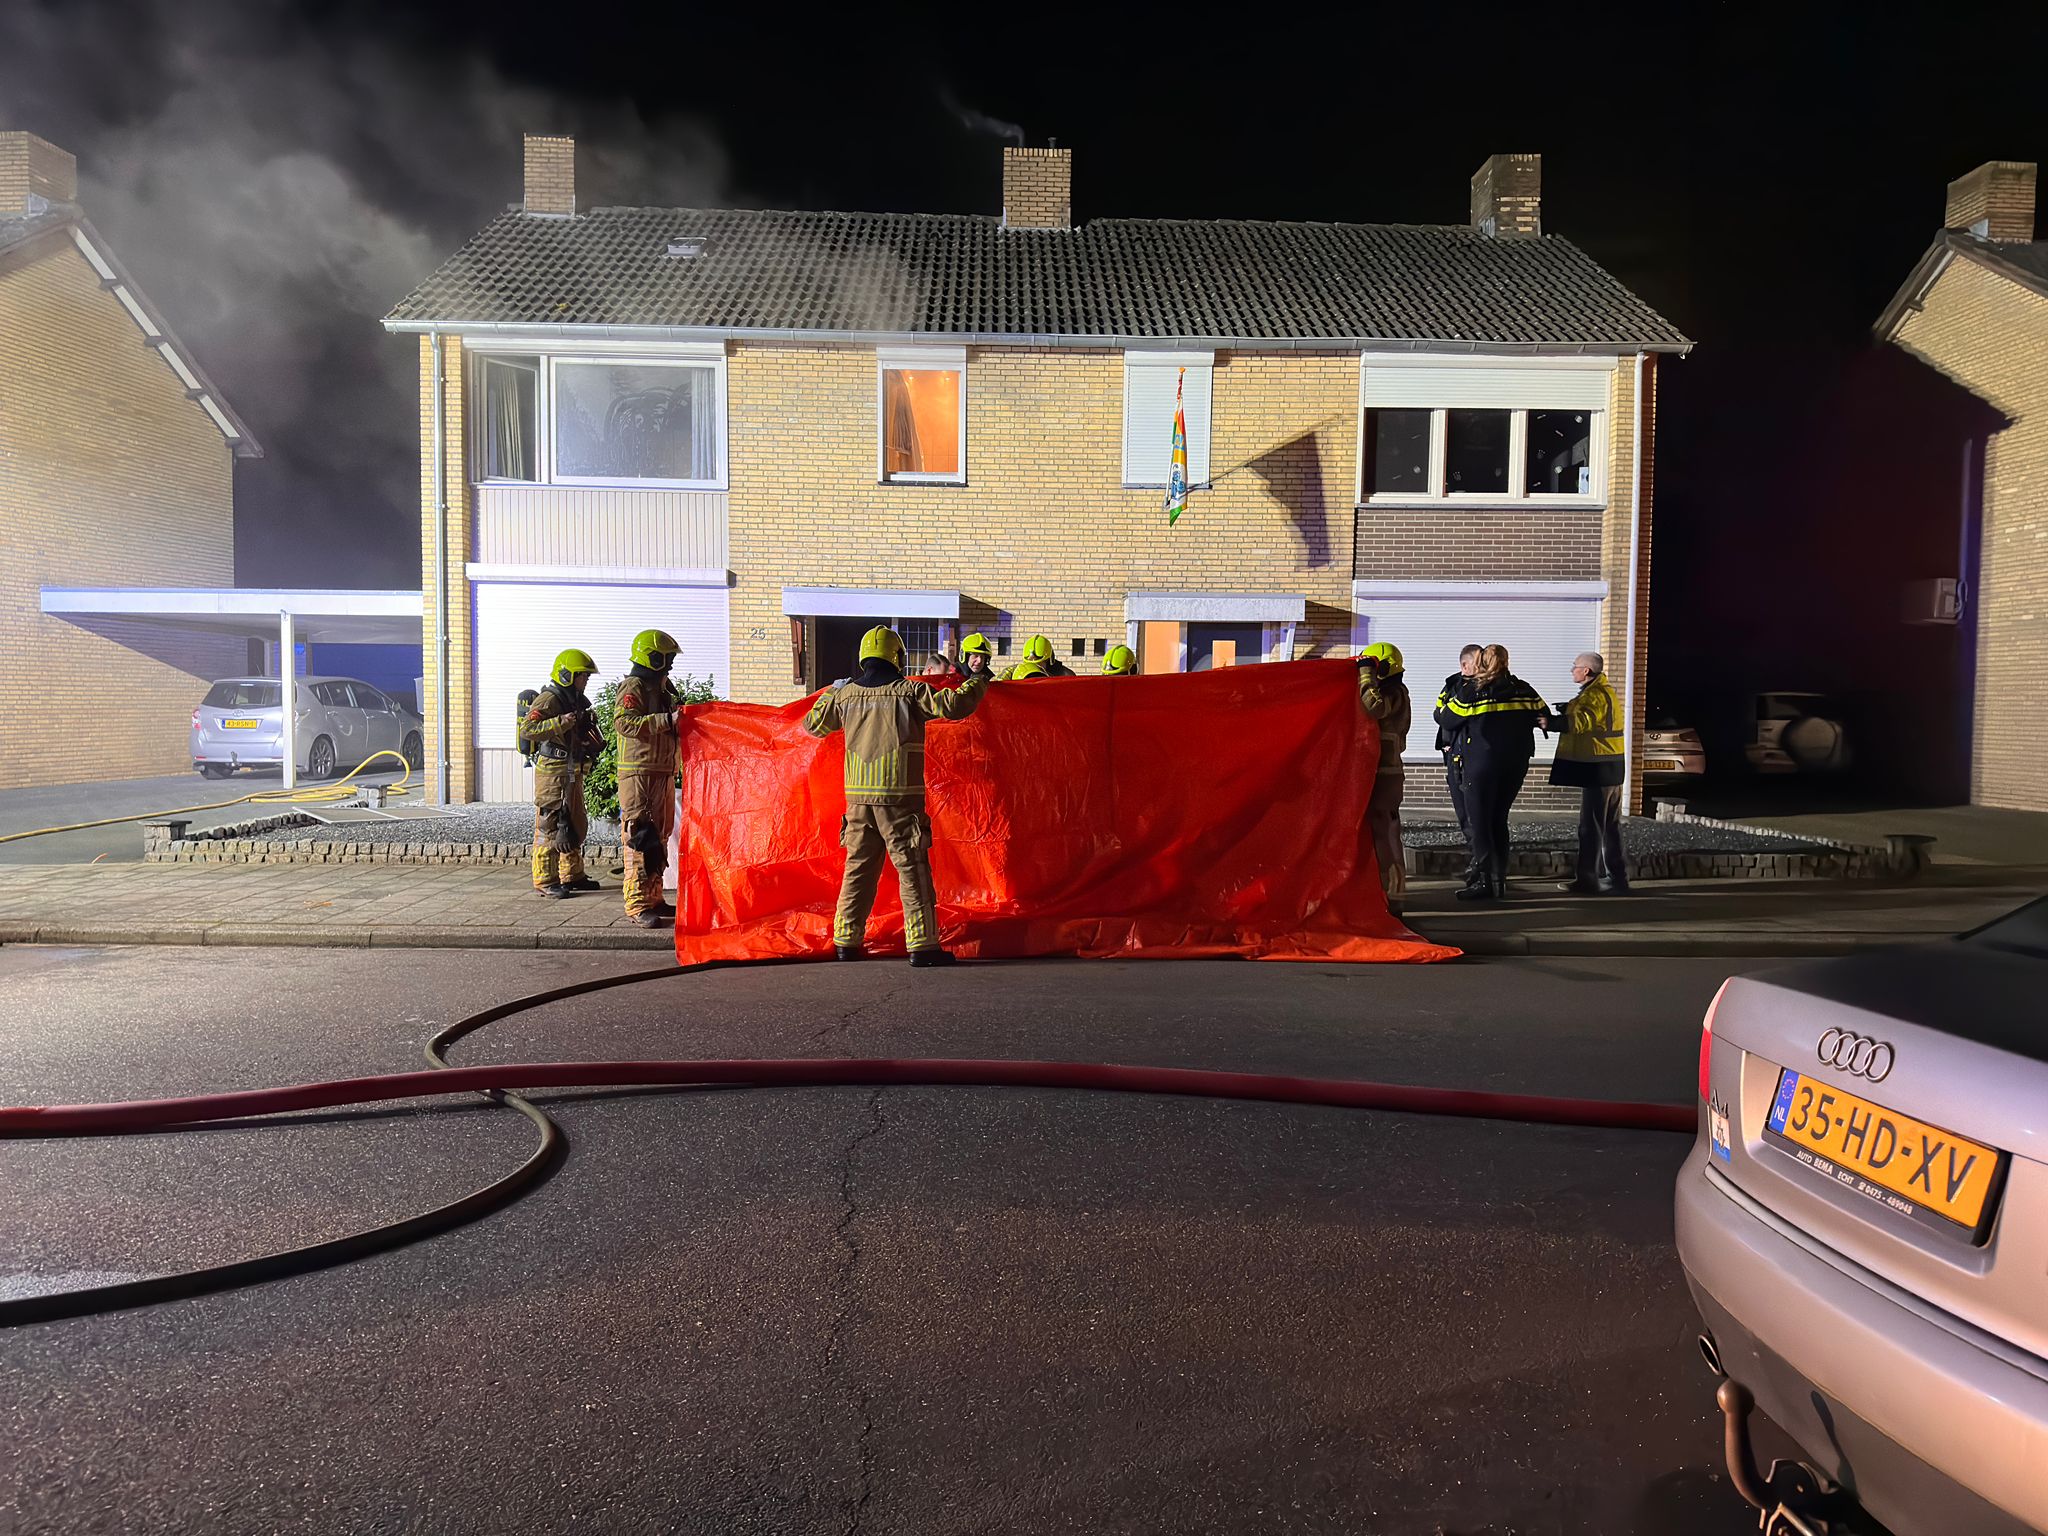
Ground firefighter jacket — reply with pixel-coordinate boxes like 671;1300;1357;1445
802;661;988;805
615;664;683;775
1359;671;1411;780
524;683;602;766
1436;673;1546;767
1548;673;1625;788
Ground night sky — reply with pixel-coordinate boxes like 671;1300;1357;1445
3;0;2044;677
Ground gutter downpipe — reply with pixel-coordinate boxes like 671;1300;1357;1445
431;330;450;806
1622;350;1646;816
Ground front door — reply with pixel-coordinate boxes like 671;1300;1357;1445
811;617;871;689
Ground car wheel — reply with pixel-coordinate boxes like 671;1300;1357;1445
198;764;233;780
401;731;424;771
306;736;336;781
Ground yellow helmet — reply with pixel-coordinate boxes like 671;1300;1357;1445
858;625;906;668
1022;635;1054;664
630;628;680;671
1360;641;1404;674
1011;660;1049;680
551;647;598;688
959;631;995;659
1102;644;1137;676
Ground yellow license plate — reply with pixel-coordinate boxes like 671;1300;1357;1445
1766;1068;2002;1237
223;718;260;728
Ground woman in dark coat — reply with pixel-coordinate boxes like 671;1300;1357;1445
1434;643;1548;901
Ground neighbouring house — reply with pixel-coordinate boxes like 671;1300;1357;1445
1877;160;2048;812
387;136;1688;808
0;130;260;790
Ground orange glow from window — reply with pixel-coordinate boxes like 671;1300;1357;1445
884;369;960;476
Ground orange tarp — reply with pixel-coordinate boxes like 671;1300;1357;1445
673;659;1459;964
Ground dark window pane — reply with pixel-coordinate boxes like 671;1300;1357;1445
1366;409;1432;494
204;681;280;708
1445;409;1510;494
555;362;718;481
1525;409;1593;495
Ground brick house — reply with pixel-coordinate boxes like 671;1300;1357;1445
1877;161;2048;812
387;137;1686;807
0;130;259;790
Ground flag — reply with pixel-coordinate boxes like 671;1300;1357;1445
1165;367;1189;526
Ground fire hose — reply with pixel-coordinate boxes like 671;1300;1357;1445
0;959;1697;1329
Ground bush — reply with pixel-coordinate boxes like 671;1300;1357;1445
583;673;721;824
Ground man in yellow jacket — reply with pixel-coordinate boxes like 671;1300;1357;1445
803;625;988;966
1547;652;1628;894
614;628;685;928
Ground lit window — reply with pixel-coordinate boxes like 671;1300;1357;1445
479;357;538;482
881;366;964;481
553;360;722;485
1525;410;1593;496
1365;409;1432;495
1445;409;1511;494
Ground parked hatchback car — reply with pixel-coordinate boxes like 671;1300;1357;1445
1643;706;1707;779
191;676;423;779
1746;690;1853;774
1675;898;2048;1535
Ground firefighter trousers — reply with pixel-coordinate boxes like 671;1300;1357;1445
834;802;940;953
618;768;676;916
1367;771;1408;907
531;763;589;890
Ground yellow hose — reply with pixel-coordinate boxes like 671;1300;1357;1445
0;750;419;847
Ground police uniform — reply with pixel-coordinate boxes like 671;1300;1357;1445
523;654;603;895
803;627;987;965
1437;667;1547;899
615;629;685;924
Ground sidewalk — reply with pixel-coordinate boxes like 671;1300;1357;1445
0;861;2040;957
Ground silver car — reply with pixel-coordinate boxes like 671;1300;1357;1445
190;675;424;780
1676;898;2048;1535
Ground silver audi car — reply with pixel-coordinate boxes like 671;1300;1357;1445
1676;897;2048;1535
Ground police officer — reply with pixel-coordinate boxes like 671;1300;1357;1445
1358;642;1412;915
615;628;684;928
1101;644;1138;676
1437;643;1547;902
1001;634;1073;679
1434;643;1482;885
1548;651;1628;895
804;625;988;966
524;648;604;898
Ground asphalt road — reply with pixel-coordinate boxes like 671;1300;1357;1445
0;947;1793;1535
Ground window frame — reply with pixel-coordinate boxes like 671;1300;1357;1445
1121;351;1215;490
876;346;968;486
1360;405;1605;506
467;342;730;492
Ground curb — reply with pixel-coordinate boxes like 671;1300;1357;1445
1413;928;1938;957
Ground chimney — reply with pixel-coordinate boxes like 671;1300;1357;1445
523;133;575;217
0;131;78;217
1002;146;1072;230
1470;153;1541;239
1944;161;2037;242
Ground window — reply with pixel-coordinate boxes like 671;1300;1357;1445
1525;410;1593;496
203;681;280;709
1093;638;1108;656
1365;409;1432;495
480;357;538;481
555;360;721;485
311;682;354;708
878;352;965;483
1123;353;1213;487
1445;409;1511;494
351;685;391;711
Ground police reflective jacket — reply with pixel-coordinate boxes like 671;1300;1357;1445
1431;671;1465;755
1436;673;1546;766
615;664;682;774
1359;671;1411;779
802;660;988;805
1549;673;1624;788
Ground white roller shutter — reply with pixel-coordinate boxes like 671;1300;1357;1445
1123;353;1212;486
1351;582;1605;762
474;581;730;749
1361;361;1611;411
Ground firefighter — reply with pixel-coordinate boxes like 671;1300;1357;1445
1101;644;1138;676
615;628;684;928
524;648;604;898
1001;634;1073;679
1357;642;1412;915
1009;660;1050;680
958;631;999;681
804;625;988;966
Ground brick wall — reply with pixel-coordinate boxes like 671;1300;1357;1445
1893;259;2048;810
1470;154;1541;239
1944;162;2037;242
725;344;1359;703
0;232;236;788
523;135;575;217
417;334;477;803
1002;148;1072;230
1354;504;1601;578
0;131;77;214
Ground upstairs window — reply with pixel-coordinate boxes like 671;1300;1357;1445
1364;409;1432;495
554;360;721;486
878;348;966;483
1358;360;1609;503
479;357;539;482
1123;353;1213;488
1525;410;1594;496
1444;409;1512;495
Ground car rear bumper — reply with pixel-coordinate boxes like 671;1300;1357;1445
191;740;285;767
1675;1142;2048;1535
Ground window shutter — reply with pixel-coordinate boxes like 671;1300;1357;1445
1123;356;1212;486
1361;364;1610;411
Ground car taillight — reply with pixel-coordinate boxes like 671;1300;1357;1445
191;709;202;730
1699;978;1731;1102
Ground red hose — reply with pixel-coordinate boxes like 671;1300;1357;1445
0;1058;1696;1137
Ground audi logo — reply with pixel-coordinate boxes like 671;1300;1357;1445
1817;1028;1894;1082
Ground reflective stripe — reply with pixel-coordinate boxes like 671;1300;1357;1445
1443;696;1545;718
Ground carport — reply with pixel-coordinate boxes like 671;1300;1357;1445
40;588;424;791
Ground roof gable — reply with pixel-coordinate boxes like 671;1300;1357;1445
1875;230;2048;343
386;205;1690;353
